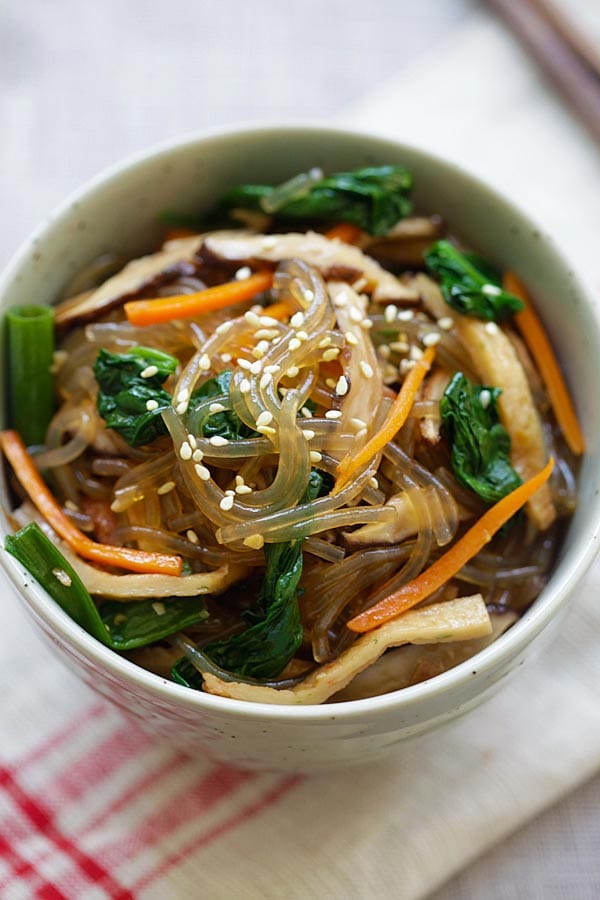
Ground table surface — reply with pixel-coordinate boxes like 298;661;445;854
1;1;599;896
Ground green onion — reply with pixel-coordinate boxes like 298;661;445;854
6;305;55;445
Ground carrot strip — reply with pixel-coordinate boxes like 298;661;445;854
334;345;437;492
347;457;555;633
0;431;182;576
504;271;584;455
261;301;291;321
325;222;364;244
124;271;274;327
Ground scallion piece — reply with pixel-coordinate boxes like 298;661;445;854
6;305;55;445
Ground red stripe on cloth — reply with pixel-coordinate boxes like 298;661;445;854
0;831;69;899
18;702;108;770
100;762;255;868
134;773;302;892
0;765;134;900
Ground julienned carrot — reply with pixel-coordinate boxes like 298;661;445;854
504;271;584;456
261;301;292;321
347;457;555;633
124;271;274;327
0;431;182;576
334;345;437;492
325;222;364;244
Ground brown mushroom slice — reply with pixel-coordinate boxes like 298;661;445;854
343;488;425;550
55;235;204;327
202;231;419;302
414;274;555;530
419;367;451;445
363;216;443;269
331;610;517;701
202;594;492;705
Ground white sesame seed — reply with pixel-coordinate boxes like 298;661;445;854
303;289;315;303
361;318;373;331
264;364;280;375
479;389;492;409
176;401;188;415
349;307;363;324
209;402;226;414
235;265;252;280
52;567;72;587
296;330;309;342
302;429;315;441
482;283;502;297
384;305;398;323
249;360;262;375
437;316;454;331
262;236;277;250
146;399;159;412
216;320;233;334
259;372;272;390
259;315;279;326
152;601;166;616
220;494;235;511
244;310;262;327
333;293;348;309
256;410;273;427
188;433;197;449
422;332;441;347
192;448;204;462
368;477;379;489
318;336;332;348
140;365;158;379
390;341;409;354
288;337;301;352
236;484;253;495
350;417;367;432
345;331;358;346
199;354;211;372
398;309;414;321
179;441;192;460
400;358;416;373
254;328;278;340
257;424;276;436
286;365;299;378
290;311;305;328
354;427;368;440
485;321;500;334
325;409;342;419
309;450;323;463
336;375;349;396
195;464;210;480
322;348;340;362
209;435;229;447
252;340;270;359
221;353;232;363
410;345;424;361
243;534;264;550
186;529;199;544
157;481;176;495
378;344;391;359
238;358;252;371
177;388;189;403
359;361;374;379
235;475;245;485
239;378;251;394
225;489;235;496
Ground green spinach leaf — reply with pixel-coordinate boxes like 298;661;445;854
188;371;257;441
440;372;522;504
424;240;524;322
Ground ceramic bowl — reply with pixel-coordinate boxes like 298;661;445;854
1;125;599;772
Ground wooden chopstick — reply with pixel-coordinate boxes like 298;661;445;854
485;0;600;144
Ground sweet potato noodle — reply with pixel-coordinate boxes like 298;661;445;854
3;185;580;705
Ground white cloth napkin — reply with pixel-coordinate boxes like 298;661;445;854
2;9;600;900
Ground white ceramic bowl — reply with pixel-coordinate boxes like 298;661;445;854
1;125;599;772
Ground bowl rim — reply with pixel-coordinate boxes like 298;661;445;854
2;120;599;722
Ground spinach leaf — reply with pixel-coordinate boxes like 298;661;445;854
212;165;413;236
94;346;177;446
203;469;329;680
424;240;524;321
440;373;522;504
171;656;205;689
188;370;257;441
4;522;208;650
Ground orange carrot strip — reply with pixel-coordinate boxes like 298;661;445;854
504;271;584;455
0;431;182;576
261;301;291;321
124;271;274;327
325;222;364;244
334;345;437;492
347;457;555;633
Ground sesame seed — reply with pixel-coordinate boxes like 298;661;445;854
354;428;368;440
302;429;315;441
352;277;367;292
146;399;159;412
252;340;270;358
177;388;189;403
221;353;232;363
256;410;273;427
176;401;188;415
437;316;454;331
400;358;416;373
264;364;280;374
390;341;409;354
209;435;229;447
300;406;313;419
257;424;276;436
188;433;197;449
259;315;279;326
325;378;337;389
322;348;340;362
192;448;204;462
244;310;262;327
345;331;358;346
286;365;299;378
349;307;363;324
216;320;233;334
186;529;199;544
296;330;309;342
378;344;391;359
485;322;499;334
384;305;398;323
254;328;278;340
479;389;492;409
288;337;301;352
336;375;349;396
157;481;176;495
238;357;252;371
422;332;441;347
140;365;158;379
235;475;245;485
350;417;367;432
259;372;272;390
325;409;342;419
262;235;277;249
290;311;305;328
236;484;253;495
243;534;264;550
482;283;502;297
318;336;332;348
398;309;414;321
220;494;235;511
52;567;72;587
410;345;424;361
199;354;211;371
179;441;192;460
333;293;348;308
359;361;374;379
239;378;251;394
303;289;315;303
209;402;226;414
250;360;263;375
235;265;252;280
361;318;373;330
152;602;166;616
310;450;322;463
195;464;210;480
369;477;379;489
225;489;235;496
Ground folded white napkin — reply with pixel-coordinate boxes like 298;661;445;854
2;9;600;900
